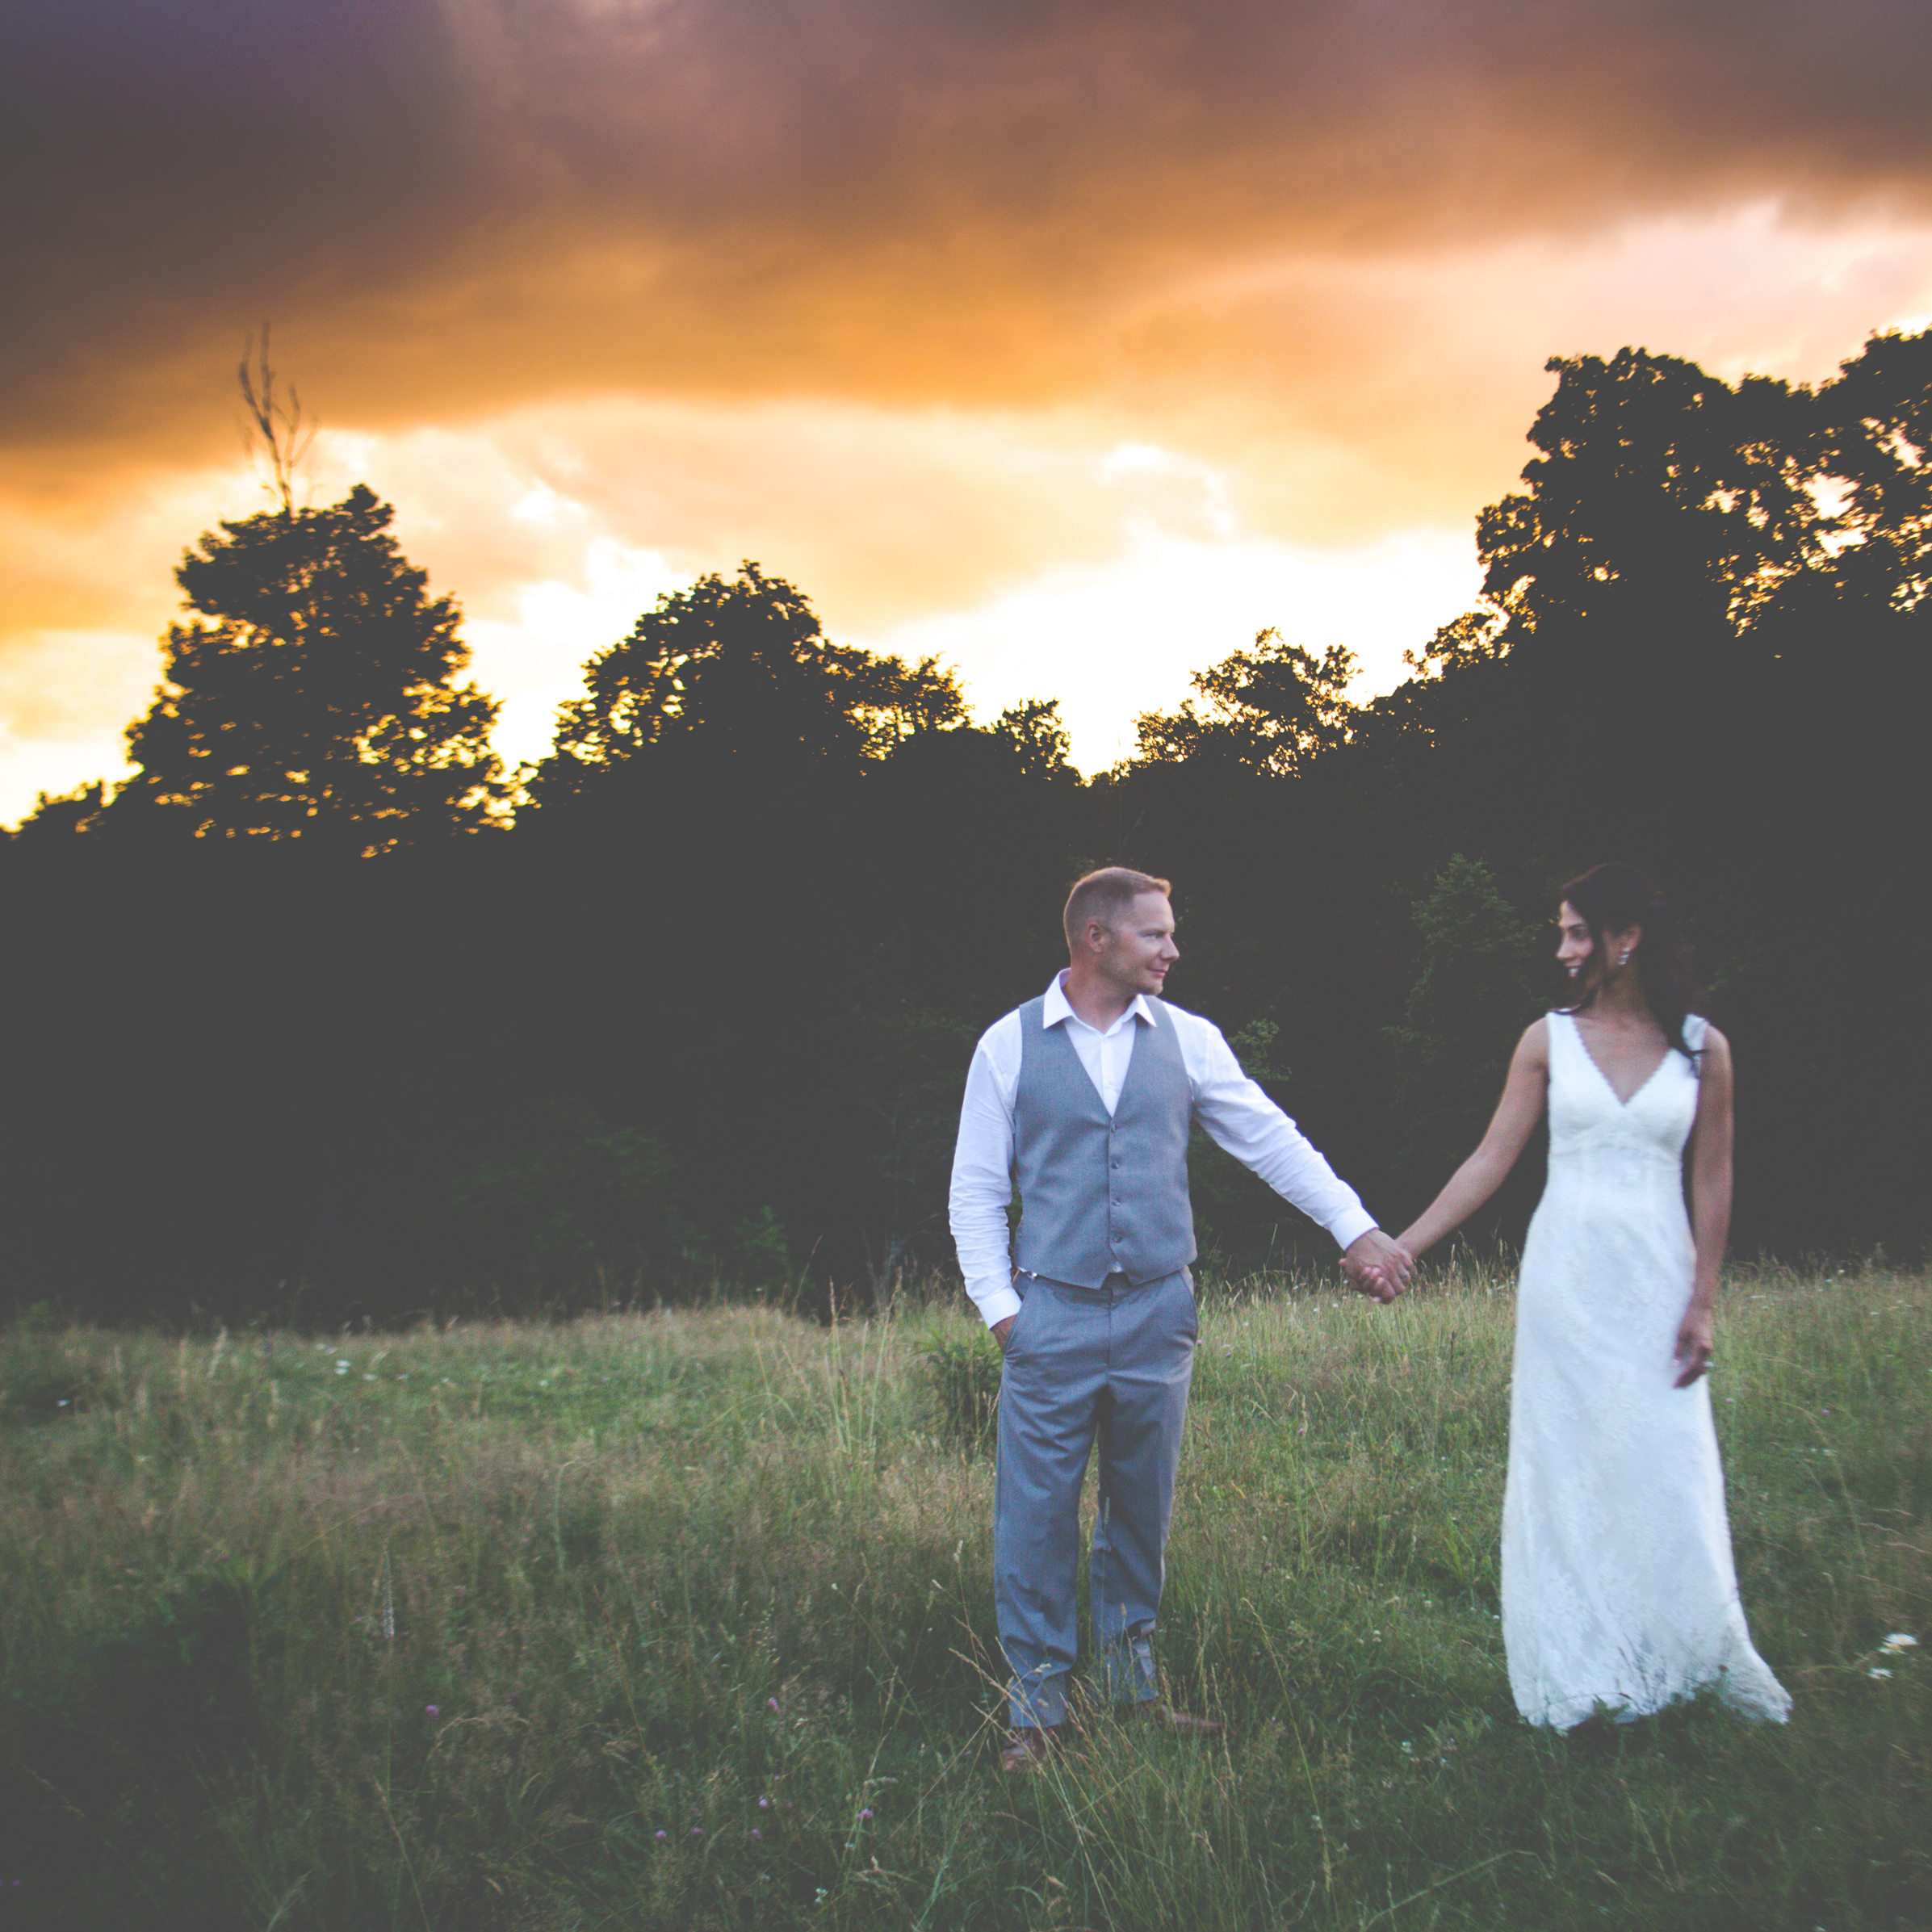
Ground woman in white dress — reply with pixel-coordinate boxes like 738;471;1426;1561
1395;862;1790;1729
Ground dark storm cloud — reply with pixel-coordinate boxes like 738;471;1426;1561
4;0;1929;457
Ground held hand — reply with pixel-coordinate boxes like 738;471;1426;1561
1672;1305;1714;1389
1342;1230;1413;1305
991;1315;1016;1354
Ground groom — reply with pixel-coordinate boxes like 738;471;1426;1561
949;867;1411;1771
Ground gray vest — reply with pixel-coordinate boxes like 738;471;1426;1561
1012;994;1197;1288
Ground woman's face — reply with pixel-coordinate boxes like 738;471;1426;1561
1557;901;1641;991
1556;901;1595;987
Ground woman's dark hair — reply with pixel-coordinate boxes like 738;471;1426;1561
1558;861;1704;1062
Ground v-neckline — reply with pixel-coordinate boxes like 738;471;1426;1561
1565;1012;1671;1109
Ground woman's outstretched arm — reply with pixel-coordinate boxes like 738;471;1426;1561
1674;1025;1734;1388
1395;1020;1550;1260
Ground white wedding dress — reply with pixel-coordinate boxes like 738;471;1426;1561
1502;1011;1791;1729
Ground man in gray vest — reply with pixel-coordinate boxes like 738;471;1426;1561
949;867;1412;1771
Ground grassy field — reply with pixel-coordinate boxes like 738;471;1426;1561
0;1259;1926;1931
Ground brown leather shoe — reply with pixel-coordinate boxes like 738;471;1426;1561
999;1725;1062;1773
1124;1701;1223;1738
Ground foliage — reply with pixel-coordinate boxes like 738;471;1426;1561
1478;331;1932;643
1477;348;1828;639
1;1263;1926;1929
2;331;1929;1316
417;1100;691;1308
113;484;504;852
530;562;966;803
920;1326;1004;1452
1816;327;1932;610
817;995;980;1297
989;696;1077;782
1385;857;1541;1191
1135;627;1358;775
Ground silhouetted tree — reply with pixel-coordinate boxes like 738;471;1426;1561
116;484;503;852
1477;348;1826;645
1134;627;1357;774
989;698;1077;782
10;781;108;844
1812;327;1932;611
530;562;966;800
236;325;317;517
6;333;1929;1323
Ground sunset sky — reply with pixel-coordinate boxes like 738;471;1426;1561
4;0;1930;821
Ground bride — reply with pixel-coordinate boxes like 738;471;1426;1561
1395;861;1790;1729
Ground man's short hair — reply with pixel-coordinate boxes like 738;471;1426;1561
1062;867;1172;950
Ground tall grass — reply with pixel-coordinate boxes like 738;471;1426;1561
0;1261;1926;1930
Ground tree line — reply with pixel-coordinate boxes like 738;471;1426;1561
2;334;1925;1322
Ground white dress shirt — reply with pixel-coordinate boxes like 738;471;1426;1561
949;972;1378;1326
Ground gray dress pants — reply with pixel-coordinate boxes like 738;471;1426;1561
994;1267;1197;1727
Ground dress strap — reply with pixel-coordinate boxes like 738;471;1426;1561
1682;1012;1708;1069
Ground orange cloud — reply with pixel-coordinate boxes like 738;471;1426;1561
7;0;1930;449
4;1;1931;815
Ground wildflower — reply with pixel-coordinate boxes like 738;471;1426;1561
1868;1667;1893;1679
758;1797;770;1810
750;1829;762;1842
656;1830;668;1842
859;1808;874;1821
691;1826;703;1838
425;1705;439;1717
336;1361;350;1375
1881;1633;1918;1653
768;1698;780;1712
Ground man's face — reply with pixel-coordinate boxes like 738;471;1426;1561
1097;891;1179;997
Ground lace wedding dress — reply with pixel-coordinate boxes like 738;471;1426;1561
1502;1011;1791;1728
